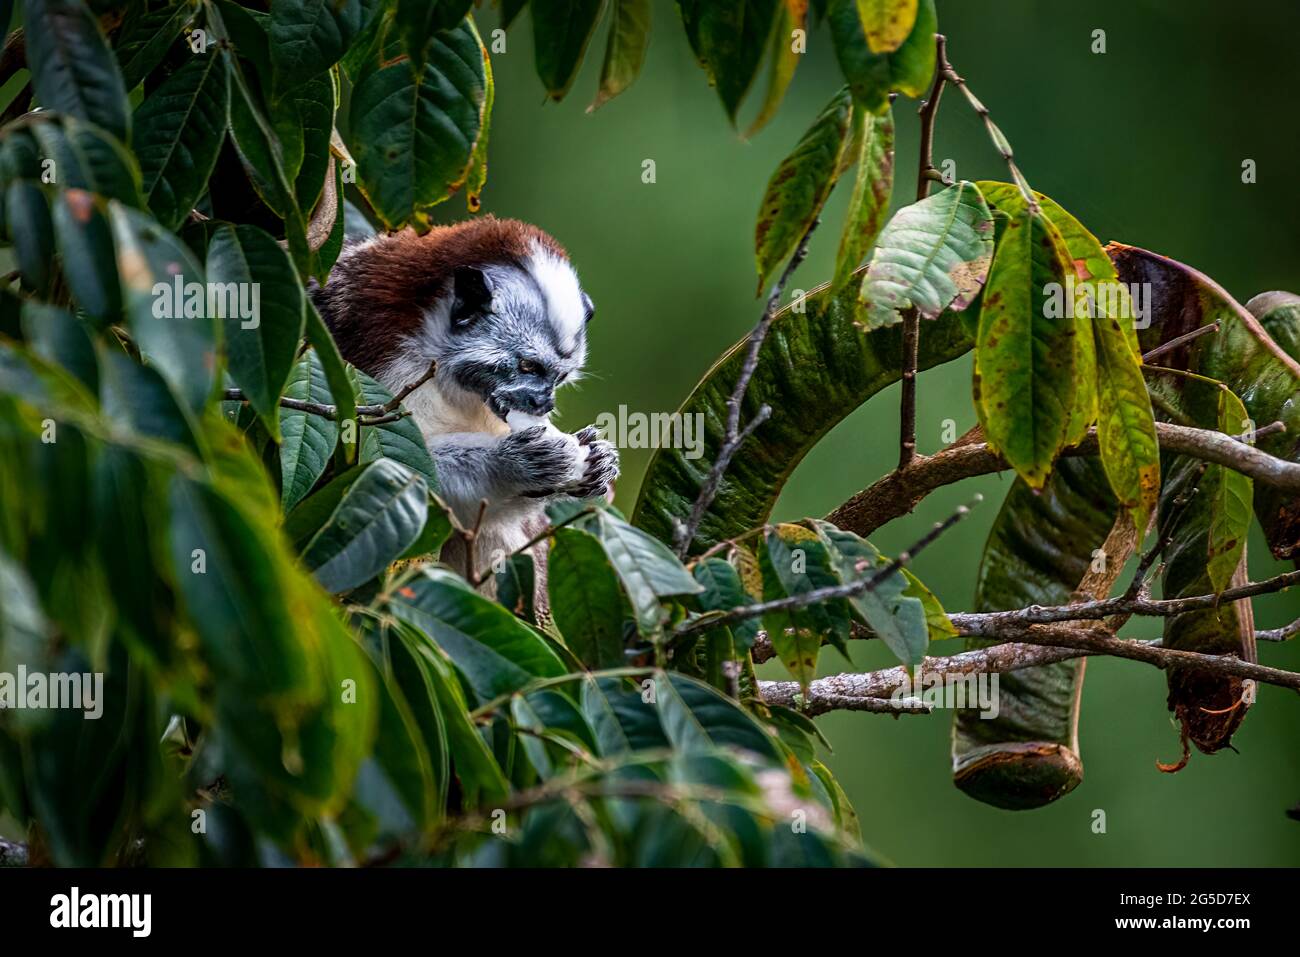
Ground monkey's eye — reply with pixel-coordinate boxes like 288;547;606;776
517;358;542;375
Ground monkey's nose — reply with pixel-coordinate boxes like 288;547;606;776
521;391;555;415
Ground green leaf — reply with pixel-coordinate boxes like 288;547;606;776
678;0;780;121
351;20;487;230
1094;306;1159;537
353;367;438;487
832;104;894;293
856;0;918;53
759;523;852;670
901;567;956;640
5;182;54;295
395;0;476;71
404;632;509;808
301;458;430;593
1206;388;1253;596
973;207;1076;488
207;223;305;441
278;350;340;511
99;349;200;453
580;674;670;756
50;189;120;323
464;18;494;213
303;300;358;461
108;201;215;412
859;180;993;329
631;277;973;554
812;521;929;666
133;51;230;231
22;0;130;141
1244;291;1300;558
654;671;782;764
269;0;363;93
28;116;143;206
354;648;439;833
952;458;1113;809
389;568;566;702
494;552;536;622
589;0;651;111
979;182;1159;534
742;0;803;137
755;86;854;293
383;619;450;819
827;0;935;112
20;302;97;392
167;475;316;697
115;0;199;90
533;0;604;101
692;556;760;652
577;508;702;636
548;527;627;669
272;72;335;209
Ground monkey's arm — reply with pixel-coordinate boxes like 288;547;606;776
426;426;618;525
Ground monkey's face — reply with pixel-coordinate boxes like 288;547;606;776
435;252;593;423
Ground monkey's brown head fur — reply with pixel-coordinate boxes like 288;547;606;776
313;215;594;422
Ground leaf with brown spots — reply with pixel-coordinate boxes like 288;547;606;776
855;0;919;53
980;182;1158;535
973;207;1076;489
1206;387;1253;596
831;103;894;293
754;86;855;294
859;180;993;329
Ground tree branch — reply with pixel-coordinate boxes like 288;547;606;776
759;619;1300;716
828;419;1294;539
673;219;819;557
949;566;1300;632
222;360;437;426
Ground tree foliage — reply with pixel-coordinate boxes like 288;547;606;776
0;0;1296;867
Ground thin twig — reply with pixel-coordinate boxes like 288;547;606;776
462;498;490;587
948;566;1300;632
941;54;1037;213
1257;618;1300;642
673;220;820;557
897;34;949;472
1141;321;1221;364
222;360;436;425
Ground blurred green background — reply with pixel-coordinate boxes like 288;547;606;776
456;0;1300;866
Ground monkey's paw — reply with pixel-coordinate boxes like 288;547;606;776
567;425;620;499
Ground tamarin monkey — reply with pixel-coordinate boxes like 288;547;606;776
312;215;619;589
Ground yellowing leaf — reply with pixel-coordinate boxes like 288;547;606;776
1206;388;1254;595
855;0;919;53
754;86;854;293
832;104;894;293
973;208;1077;488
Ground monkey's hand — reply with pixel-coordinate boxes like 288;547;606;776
568;425;620;499
505;425;618;500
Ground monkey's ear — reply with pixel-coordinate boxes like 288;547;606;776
450;266;492;327
581;291;595;323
